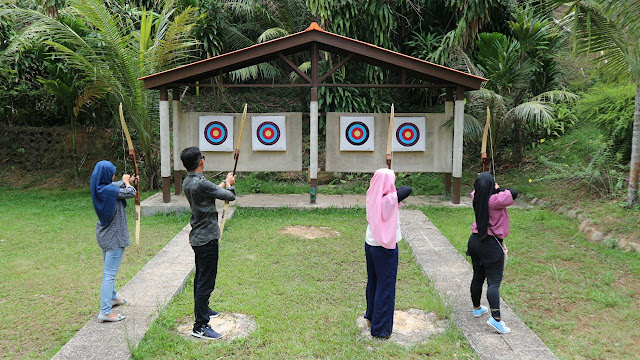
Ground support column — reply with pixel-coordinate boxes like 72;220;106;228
172;88;182;195
160;87;171;203
309;42;319;204
452;87;464;204
444;88;454;195
310;87;319;203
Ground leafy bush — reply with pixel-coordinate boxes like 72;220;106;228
576;83;635;161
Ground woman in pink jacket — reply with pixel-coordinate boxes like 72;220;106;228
468;172;518;334
364;168;411;338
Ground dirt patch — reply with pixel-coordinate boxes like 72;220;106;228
279;226;340;239
356;308;447;347
176;313;256;341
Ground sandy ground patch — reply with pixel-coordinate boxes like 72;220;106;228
279;225;340;239
356;308;447;346
177;313;256;341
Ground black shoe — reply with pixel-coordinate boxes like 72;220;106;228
208;309;220;318
191;325;222;340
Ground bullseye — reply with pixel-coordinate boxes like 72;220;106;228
204;121;228;145
256;121;280;145
396;122;419;147
345;122;370;146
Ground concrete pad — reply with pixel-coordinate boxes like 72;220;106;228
400;209;558;360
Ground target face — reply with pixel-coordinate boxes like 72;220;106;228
396;123;420;147
392;117;425;152
340;116;375;151
252;116;287;151
199;115;234;152
204;121;228;145
256;121;281;145
345;122;370;146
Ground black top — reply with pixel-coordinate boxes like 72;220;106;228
397;186;412;203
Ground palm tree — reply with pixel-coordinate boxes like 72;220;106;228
1;0;199;188
464;11;577;165
541;0;640;207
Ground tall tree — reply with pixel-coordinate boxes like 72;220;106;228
1;0;199;187
542;0;640;207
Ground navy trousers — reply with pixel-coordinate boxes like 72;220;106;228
364;242;398;338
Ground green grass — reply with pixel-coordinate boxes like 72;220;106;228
132;208;475;359
421;206;640;360
218;172;450;196
0;187;190;359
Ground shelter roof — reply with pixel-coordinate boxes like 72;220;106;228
140;22;487;90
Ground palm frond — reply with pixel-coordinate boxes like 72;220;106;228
506;101;555;128
257;27;289;43
531;90;580;103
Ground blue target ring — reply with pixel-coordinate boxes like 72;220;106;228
345;122;370;146
256;121;281;146
396;122;420;147
204;121;228;145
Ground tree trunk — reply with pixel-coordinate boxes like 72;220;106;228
71;114;78;184
625;82;640;207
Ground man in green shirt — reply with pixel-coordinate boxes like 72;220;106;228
180;146;236;340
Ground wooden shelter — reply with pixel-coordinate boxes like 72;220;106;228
140;22;487;204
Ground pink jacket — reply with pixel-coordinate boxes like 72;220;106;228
471;190;514;239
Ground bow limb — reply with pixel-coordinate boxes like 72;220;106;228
481;107;491;173
119;103;141;250
386;104;394;169
220;103;248;239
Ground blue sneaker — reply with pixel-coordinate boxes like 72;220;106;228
472;306;488;318
208;309;220;318
487;317;511;334
191;325;223;340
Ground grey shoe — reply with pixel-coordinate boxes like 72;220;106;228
98;313;126;322
111;298;128;307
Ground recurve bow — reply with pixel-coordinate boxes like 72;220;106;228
219;103;248;239
481;106;494;176
386;104;395;169
119;103;141;249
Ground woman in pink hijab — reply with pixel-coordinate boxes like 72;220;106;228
364;168;412;338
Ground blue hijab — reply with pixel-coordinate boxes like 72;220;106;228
90;161;121;227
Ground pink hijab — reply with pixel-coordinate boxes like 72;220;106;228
366;168;399;249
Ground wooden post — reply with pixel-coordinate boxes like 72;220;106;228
309;43;319;203
160;87;171;203
172;88;182;195
452;87;464;204
445;88;454;196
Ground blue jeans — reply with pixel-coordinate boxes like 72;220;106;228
364;243;398;337
100;247;124;315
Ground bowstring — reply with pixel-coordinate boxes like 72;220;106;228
121;128;134;221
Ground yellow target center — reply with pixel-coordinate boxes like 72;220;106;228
265;130;272;137
212;130;219;137
404;130;411;138
354;130;361;137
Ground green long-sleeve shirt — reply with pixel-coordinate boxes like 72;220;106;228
182;172;236;246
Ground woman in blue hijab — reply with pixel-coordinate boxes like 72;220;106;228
90;160;137;322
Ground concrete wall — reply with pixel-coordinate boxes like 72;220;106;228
325;112;453;173
178;112;302;171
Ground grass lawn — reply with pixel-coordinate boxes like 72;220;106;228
132;208;475;359
421;206;640;360
0;188;190;359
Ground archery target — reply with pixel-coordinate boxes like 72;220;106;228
392;117;425;152
340;116;375;151
199;115;234;151
251;116;286;151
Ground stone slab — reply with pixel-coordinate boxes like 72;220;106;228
400;209;558;360
52;210;234;360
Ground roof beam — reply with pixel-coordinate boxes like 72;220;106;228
277;52;311;83
318;54;353;83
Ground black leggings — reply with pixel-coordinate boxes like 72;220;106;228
467;233;504;320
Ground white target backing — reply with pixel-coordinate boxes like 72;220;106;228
339;116;375;151
392;116;426;152
199;115;234;152
251;116;287;151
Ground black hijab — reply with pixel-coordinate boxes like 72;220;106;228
473;172;495;239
